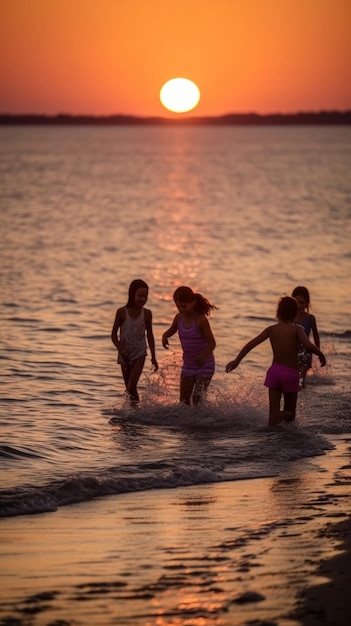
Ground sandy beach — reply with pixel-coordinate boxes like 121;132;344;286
292;516;351;626
1;435;350;626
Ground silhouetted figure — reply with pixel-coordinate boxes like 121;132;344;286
111;279;158;405
226;296;326;426
162;286;216;406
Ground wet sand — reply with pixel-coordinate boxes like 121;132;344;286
292;516;351;625
1;435;350;626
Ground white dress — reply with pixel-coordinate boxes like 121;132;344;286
118;308;147;365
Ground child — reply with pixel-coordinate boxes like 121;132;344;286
162;286;216;406
292;285;320;387
111;279;158;405
226;296;326;427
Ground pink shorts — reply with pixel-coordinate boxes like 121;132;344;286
264;363;300;393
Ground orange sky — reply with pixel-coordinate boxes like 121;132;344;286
0;0;350;117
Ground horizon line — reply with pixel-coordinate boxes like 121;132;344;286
1;110;350;126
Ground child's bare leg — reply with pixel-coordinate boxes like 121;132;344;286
126;356;146;404
192;376;212;406
268;388;287;426
300;366;308;388
283;392;297;421
120;364;131;390
180;376;195;405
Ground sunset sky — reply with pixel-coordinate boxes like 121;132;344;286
1;0;350;117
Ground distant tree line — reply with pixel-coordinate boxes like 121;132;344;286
0;111;350;125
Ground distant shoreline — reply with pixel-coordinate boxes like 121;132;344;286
1;111;351;125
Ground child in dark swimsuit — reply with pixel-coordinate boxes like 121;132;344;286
292;286;320;387
226;296;326;427
162;286;216;406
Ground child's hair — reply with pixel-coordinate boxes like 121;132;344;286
173;286;216;316
276;296;298;323
126;279;149;307
291;285;311;311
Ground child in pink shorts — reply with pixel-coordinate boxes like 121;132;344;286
226;296;326;427
264;362;300;394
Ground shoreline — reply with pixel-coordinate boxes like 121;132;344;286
291;516;351;625
0;436;350;625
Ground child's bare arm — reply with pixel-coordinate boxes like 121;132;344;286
145;310;158;370
111;307;125;351
310;315;320;348
162;314;180;349
226;327;269;372
196;316;216;365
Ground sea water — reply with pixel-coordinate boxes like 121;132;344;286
0;125;350;517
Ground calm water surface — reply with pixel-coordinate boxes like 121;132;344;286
0;125;350;517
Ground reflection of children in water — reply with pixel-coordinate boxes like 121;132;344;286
111;279;158;405
292;286;320;387
226;296;326;427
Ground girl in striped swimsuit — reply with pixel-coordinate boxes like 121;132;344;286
162;286;216;406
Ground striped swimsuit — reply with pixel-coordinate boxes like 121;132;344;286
178;317;215;379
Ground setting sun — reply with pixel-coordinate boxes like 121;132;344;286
0;1;350;116
160;78;201;113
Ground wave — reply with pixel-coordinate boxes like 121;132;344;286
321;329;351;339
0;444;44;460
1;379;349;520
0;402;334;519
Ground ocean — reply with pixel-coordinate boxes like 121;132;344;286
1;124;350;519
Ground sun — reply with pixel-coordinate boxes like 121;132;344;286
160;78;200;113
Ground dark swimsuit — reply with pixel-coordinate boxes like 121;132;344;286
296;315;313;369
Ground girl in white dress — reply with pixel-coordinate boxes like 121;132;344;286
111;279;158;404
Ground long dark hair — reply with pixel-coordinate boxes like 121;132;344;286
173;286;216;316
126;279;149;307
